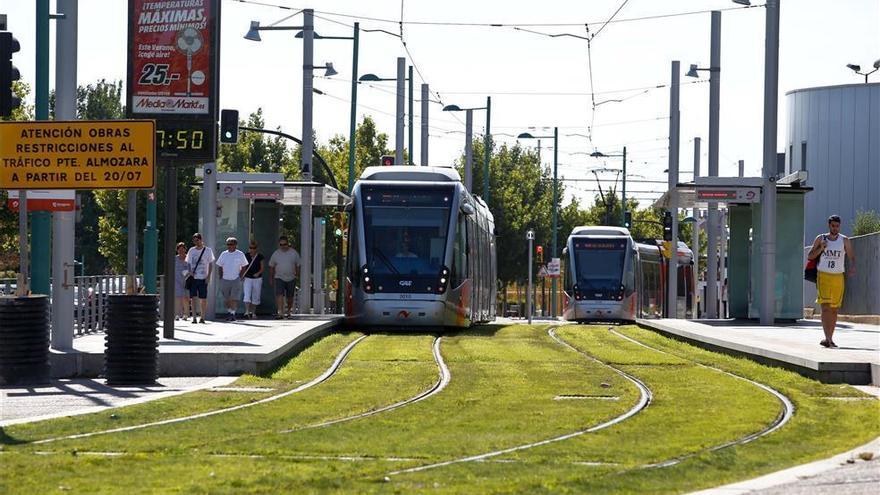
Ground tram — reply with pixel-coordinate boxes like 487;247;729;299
561;226;694;323
344;166;496;329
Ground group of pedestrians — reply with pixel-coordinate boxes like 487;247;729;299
173;233;301;323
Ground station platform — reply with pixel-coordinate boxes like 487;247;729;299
637;319;880;385
49;316;343;379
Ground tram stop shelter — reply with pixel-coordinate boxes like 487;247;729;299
656;173;812;320
196;170;349;319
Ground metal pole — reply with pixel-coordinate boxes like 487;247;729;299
528;235;533;325
692;137;701;318
420;83;429;166
203;163;217;320
551;127;558;318
395;56;405;164
408;65;413;165
127;191;137;278
51;0;77;348
31;0;51;296
347;22;359;192
162;166;177;338
621;146;627;225
484;96;491;202
18;191;27;296
464;109;473;192
760;0;780;326
706;10;721;319
667;61;680;319
301;9;315;314
144;189;158;294
738;159;745;178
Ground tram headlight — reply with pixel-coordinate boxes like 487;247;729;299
436;266;450;294
362;265;374;293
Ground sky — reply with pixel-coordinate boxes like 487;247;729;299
4;0;879;207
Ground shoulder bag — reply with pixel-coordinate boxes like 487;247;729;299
804;235;824;284
185;248;206;290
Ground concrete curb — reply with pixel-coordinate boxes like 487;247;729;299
0;376;237;427
689;436;880;494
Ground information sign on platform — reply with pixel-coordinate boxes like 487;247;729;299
0;120;156;190
695;187;760;203
547;258;561;277
7;190;76;211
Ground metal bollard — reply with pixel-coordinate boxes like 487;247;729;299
0;295;50;385
104;294;159;385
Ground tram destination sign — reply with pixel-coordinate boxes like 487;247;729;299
695;187;760;203
0;120;156;190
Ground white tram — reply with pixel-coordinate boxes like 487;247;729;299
562;226;695;322
344;166;496;329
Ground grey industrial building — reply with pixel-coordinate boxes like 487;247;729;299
785;82;880;241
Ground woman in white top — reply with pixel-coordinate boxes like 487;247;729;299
806;215;856;348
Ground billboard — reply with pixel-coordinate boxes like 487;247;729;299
127;0;219;164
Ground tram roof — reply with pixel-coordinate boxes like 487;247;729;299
570;226;631;237
359;166;461;183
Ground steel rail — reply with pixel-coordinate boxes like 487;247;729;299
606;328;795;468
31;335;368;445
280;336;451;433
386;327;652;476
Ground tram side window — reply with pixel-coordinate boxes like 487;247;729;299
452;214;468;286
347;212;359;286
641;261;661;317
563;250;572;291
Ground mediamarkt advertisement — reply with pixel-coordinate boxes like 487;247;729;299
129;0;216;115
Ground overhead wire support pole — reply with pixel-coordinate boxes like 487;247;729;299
408;65;414;165
31;0;51;296
484;96;491;203
301;8;315;314
347;22;359;192
693;137;701;318
706;10;721;319
464;109;473;192
395;57;405;164
551;126;558;319
420;83;429;165
760;0;780;326
667;60;680;319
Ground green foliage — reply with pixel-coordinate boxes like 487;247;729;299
853;209;880;236
0;82;35;272
216;108;297;177
317;115;391;193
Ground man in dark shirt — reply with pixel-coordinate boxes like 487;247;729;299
242;241;265;319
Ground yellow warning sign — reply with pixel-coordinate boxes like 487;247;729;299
0;120;155;190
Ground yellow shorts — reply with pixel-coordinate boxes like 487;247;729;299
816;271;845;309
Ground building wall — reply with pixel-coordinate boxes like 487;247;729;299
803;232;880;315
786;83;880;241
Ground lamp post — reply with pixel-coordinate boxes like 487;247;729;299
686;10;722;319
360;58;413;165
443;100;492;201
518;128;559;318
589;147;628;225
667;60;681;319
245;8;339;314
846;60;880;83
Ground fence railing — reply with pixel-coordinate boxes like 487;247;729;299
0;275;165;337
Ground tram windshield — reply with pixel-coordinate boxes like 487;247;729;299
361;185;453;277
572;238;628;291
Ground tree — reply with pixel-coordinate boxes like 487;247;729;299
217;108;296;177
853;209;880;236
0;81;34;274
317;115;391;192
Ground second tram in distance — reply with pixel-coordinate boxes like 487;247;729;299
562;226;694;323
344;166;496;329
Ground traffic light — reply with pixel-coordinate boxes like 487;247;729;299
536;245;543;264
0;31;22;118
623;210;632;229
662;211;673;241
380;155;395;166
661;240;673;259
219;109;239;144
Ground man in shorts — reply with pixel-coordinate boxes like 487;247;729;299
807;215;856;348
242;241;265;319
216;237;249;322
186;233;215;324
269;235;300;319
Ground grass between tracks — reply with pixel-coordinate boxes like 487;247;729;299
0;324;877;494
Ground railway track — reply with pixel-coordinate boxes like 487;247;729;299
386;326;653;476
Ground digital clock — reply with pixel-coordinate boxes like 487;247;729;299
154;120;216;164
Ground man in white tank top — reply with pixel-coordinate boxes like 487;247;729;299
806;215;856;348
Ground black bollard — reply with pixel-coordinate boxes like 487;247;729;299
105;294;159;385
0;295;50;386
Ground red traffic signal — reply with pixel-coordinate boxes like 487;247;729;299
380;155;394;166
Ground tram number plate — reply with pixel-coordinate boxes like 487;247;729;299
399;294;412;300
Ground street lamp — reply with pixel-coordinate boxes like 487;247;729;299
590;148;628;225
360;59;413;165
518;128;559;319
443;99;492;202
845;60;880;83
245;8;336;315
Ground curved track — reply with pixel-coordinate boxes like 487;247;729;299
32;335;368;445
280;336;451;433
387;327;652;476
605;328;795;468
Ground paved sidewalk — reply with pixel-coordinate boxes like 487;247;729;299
0;376;236;427
51;316;342;378
638;319;880;384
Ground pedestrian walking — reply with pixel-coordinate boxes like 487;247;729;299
807;215;856;348
216;237;249;322
186;233;215;324
174;242;190;320
242;240;265;319
269;235;300;319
